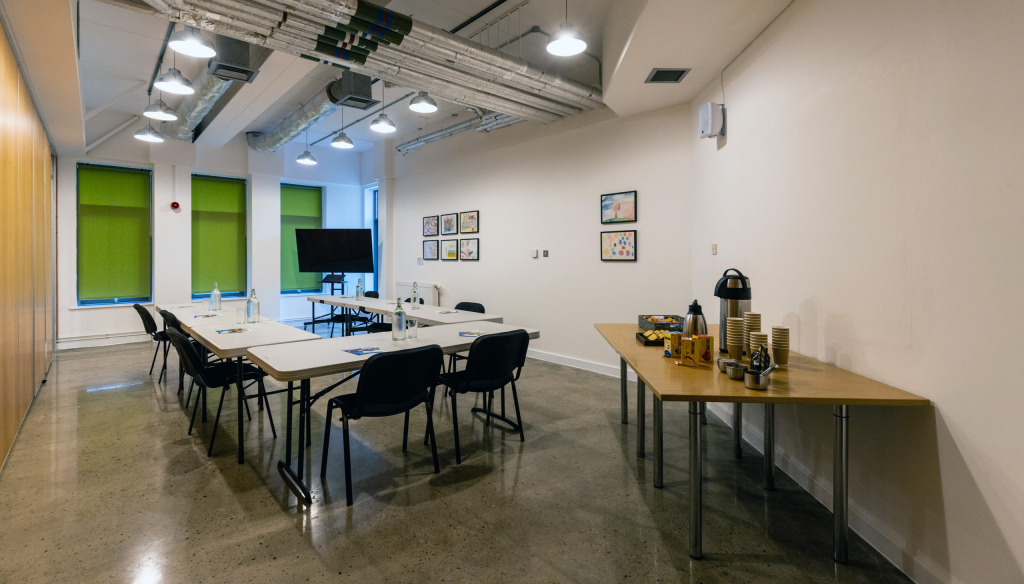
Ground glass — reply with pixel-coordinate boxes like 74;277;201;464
236;307;245;324
407;317;417;338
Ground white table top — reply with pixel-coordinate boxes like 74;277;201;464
307;295;503;326
247;320;539;382
156;303;321;359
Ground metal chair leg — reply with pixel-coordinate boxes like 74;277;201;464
320;400;335;477
149;343;160;375
207;386;229;457
402;411;410;451
510;380;525;442
451;392;462;464
342;416;353;506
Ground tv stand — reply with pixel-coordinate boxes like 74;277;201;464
304;273;348;335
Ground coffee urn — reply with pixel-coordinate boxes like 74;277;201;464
714;268;751;353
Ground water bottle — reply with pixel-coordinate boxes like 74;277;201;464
410;281;420;310
392;298;407;340
210;282;222;311
355;277;364;300
247;288;260;323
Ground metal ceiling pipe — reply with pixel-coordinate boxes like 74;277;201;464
246;79;343;152
475;113;520;132
369;47;582;118
161;70;233;140
396;117;481;152
199;0;280;24
177;2;276;34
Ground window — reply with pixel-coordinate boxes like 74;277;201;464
280;184;323;293
371;187;379;291
77;164;152;305
191;175;247;298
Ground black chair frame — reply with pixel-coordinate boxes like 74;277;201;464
134;304;169;383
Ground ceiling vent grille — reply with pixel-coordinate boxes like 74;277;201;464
329;71;379;110
208;37;259;83
645;68;690;84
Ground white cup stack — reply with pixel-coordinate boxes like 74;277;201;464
772;326;790;366
743;312;761;357
726;317;745;360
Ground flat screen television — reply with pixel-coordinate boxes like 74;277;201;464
295;228;375;274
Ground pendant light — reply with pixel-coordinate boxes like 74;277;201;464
370;82;397;133
296;131;317;165
546;0;587;57
154;53;194;95
134;123;165;143
408;91;438;113
168;26;216;59
331;106;355;149
143;91;177;121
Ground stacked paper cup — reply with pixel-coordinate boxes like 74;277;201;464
749;332;769;359
726;317;745;360
743;312;761;357
772;326;790;366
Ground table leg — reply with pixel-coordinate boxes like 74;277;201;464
310;302;316;335
654;398;663;488
620;357;628;424
636;379;646;458
689;401;704;559
733;403;743;459
834;405;849;563
236;357;245;465
277;379;312;505
764;403;775;490
285;382;293;466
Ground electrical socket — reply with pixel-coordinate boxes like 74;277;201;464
711;244;718;255
543;250;549;257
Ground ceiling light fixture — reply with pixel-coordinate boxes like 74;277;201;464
409;91;438;113
134;123;165;143
546;0;587;57
143;92;177;121
296;130;317;165
370;82;396;133
154;67;194;95
168;26;217;59
331;106;355;149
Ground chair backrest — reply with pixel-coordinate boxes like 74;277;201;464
133;304;159;336
462;329;530;392
350;345;444;418
365;291;380;299
454;301;485;314
404;297;425;304
158;309;185;333
165;328;206;383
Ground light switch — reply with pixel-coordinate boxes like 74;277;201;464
711;244;718;256
532;249;539;258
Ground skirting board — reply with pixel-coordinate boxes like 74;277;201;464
57;332;151;350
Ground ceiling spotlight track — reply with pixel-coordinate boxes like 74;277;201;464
100;0;603;126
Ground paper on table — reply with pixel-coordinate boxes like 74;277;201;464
344;347;381;355
216;328;248;334
439;310;459;314
459;330;484;337
194;314;217;319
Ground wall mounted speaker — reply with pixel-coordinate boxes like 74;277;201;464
699;102;724;139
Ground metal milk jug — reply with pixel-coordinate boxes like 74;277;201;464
713;268;751;354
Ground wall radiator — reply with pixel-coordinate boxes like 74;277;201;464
395;281;440;306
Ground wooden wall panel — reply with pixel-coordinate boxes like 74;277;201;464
0;21;54;466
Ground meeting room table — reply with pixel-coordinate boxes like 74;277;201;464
157;303;321;463
306;295;503;336
595;322;929;563
247;320;540;505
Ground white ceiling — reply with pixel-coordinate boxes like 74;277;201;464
1;0;791;156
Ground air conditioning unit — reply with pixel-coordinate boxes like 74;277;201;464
208;37;260;83
699;102;724;138
329;71;379;110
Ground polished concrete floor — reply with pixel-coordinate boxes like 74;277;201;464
0;340;913;583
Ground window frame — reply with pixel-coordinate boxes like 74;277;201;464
190;173;249;300
280;183;324;295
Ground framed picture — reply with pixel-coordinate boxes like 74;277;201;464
601;230;637;261
422;240;438;260
459;238;479;261
440;239;459;260
459;210;479;233
423;215;439;236
600;191;637;224
440;213;458;235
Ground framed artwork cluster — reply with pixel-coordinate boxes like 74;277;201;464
600;191;637;261
423;210;480;262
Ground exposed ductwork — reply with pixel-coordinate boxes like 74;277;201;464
97;0;604;127
246;76;364;152
161;69;233;140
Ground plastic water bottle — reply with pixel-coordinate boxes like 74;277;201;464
392;298;407;340
247;289;260;323
410;281;420;310
355;277;364;300
210;282;222;311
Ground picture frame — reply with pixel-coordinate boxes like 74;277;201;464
459;238;479;261
423;215;439;236
440;213;458;235
459;210;479;233
601;230;637;261
600;191;637;224
422;240;438;260
440;239;459;260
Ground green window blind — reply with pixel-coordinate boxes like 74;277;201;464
192;175;247;296
281;184;323;292
77;164;152;304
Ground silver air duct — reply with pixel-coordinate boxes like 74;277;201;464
161;70;233;140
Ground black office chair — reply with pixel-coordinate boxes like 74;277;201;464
166;328;274;457
133;304;169;383
158;309;209;403
447;302;486;373
347;291;391;335
437;329;529;464
320;344;444;506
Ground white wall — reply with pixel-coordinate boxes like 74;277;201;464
687;1;1023;582
391;104;695;373
55;130;365;347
